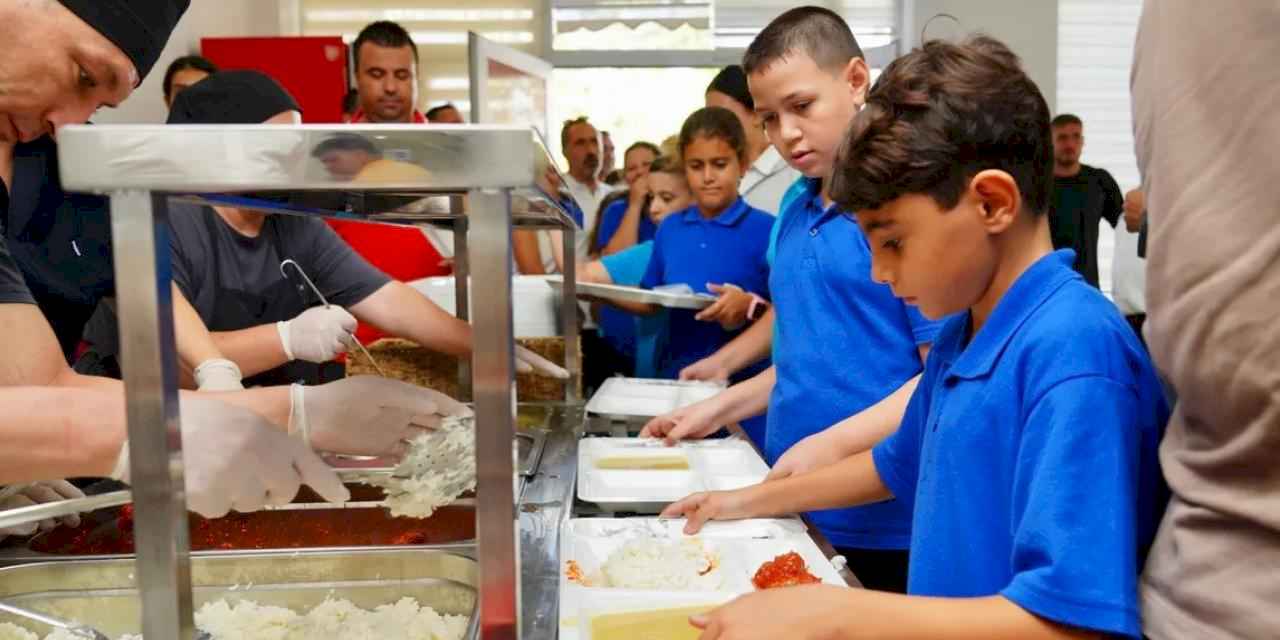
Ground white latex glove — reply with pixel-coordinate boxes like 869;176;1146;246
0;481;86;538
292;376;472;457
111;396;350;518
515;345;569;379
193;358;244;391
276;306;357;362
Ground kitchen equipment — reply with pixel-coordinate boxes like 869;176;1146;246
280;258;387;377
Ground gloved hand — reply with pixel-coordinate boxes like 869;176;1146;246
111;395;350;518
193;358;244;391
276;306;357;363
0;481;86;539
515;345;570;379
292;376;471;457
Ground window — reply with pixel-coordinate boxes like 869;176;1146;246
548;67;719;168
1057;0;1143;299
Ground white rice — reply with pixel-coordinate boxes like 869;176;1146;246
21;597;466;640
599;538;722;591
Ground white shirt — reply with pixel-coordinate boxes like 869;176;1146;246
1110;224;1145;316
740;145;801;216
564;174;619;261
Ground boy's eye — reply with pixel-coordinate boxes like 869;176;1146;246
794;101;811;113
761;113;777;125
881;238;902;251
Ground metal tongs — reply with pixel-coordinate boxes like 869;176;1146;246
279;258;387;377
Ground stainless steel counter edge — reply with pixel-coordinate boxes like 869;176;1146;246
518;404;585;638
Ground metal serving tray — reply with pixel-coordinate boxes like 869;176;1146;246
545;276;715;310
0;549;477;639
585;378;726;421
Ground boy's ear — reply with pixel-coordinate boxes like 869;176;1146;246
843;58;870;106
969;170;1022;235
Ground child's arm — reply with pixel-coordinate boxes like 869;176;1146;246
691;586;1101;640
766;373;920;480
598;298;660;315
661;448;891;534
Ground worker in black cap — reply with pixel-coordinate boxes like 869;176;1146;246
0;4;451;525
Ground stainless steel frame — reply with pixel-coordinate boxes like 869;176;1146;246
56;123;582;639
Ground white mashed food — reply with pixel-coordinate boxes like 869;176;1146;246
599;538;722;591
374;416;476;519
13;597;466;640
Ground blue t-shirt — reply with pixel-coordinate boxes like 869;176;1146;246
768;177;943;550
871;250;1168;639
601;242;666;378
594;196;658;253
640;198;773;380
594;197;658;358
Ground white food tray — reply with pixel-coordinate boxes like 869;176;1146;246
558;517;846;640
545;275;716;310
586;377;727;420
577;437;769;513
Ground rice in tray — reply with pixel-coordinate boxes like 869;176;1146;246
597;538;722;591
10;597;467;640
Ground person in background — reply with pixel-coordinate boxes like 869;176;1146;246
585;140;662;380
666;36;1167;640
606;107;775;445
425;102;464;124
350;21;424;124
1133;4;1279;639
340;88;359;123
85;71;564;390
0;0;449;520
161;54;217;109
591;141;661;256
598;130;618;184
579;155;691;378
705;64;801;216
644;7;939;592
1114;187;1147;345
1048;113;1123;288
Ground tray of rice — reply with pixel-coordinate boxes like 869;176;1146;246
576;437;769;513
0;549;476;639
558;518;847;640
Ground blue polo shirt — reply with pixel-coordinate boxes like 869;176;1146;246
768;177;943;550
640;197;773;380
594;196;658;253
595;198;659;359
871;250;1168;639
601;242;666;378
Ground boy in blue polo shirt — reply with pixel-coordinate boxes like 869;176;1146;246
663;36;1167;639
643;6;941;593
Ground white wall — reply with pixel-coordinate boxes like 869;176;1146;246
905;0;1058;108
91;1;281;125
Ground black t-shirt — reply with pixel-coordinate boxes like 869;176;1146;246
1050;164;1123;288
4;135;114;357
0;180;39;305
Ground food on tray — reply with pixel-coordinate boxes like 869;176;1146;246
752;551;822;590
565;559;586;583
594;454;691;471
7;597;467;640
589;605;713;640
588;538;721;590
370;416;476;518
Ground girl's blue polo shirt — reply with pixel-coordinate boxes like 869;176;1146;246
872;250;1168;639
640;197;774;381
600;241;666;378
767;177;943;551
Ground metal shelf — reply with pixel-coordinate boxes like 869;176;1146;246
56;123;581;640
